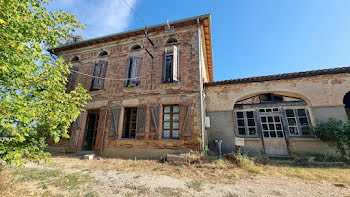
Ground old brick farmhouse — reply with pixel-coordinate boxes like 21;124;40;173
48;14;350;157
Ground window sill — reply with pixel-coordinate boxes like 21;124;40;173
161;138;181;141
289;136;318;141
89;89;105;95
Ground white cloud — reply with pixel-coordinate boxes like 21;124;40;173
48;0;138;38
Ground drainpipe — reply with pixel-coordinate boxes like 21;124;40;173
197;18;205;151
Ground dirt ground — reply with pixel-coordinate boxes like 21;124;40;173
1;154;350;197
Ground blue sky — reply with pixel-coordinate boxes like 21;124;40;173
48;0;350;81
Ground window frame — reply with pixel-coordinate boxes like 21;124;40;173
234;109;258;137
162;105;180;139
284;107;312;137
122;107;138;139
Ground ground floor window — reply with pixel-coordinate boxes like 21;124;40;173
122;107;137;139
236;111;257;137
285;108;311;136
163;105;180;139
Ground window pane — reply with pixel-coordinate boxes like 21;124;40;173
238;128;246;135
173;106;179;113
286;109;295;117
172;130;179;138
268;117;273;122
297;109;306;116
263;131;269;137
248;128;256;135
270;131;276;137
277;131;284;137
299;117;308;125
248;119;255;126
164;114;170;121
269;124;275;130
262;124;268;130
236;112;244;118
289;127;297;135
246;111;254;118
163;130;170;138
173;114;179;121
276;124;282;130
273;108;279;112
173;122;179;129
266;108;272;112
237;120;245;126
301;127;310;135
259;109;265;112
288;118;296;126
274;116;280;122
164;106;171;113
164;122;170;129
261;117;267;123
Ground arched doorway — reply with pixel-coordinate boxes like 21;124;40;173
343;91;350;120
234;93;311;155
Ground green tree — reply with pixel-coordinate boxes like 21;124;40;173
311;118;350;160
0;0;90;166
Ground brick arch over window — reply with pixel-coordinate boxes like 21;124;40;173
99;50;108;57
131;44;141;50
71;56;79;62
165;37;178;44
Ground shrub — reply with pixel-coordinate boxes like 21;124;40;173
311;118;350;159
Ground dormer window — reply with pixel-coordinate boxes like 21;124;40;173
166;37;178;44
131;44;141;50
99;50;108;57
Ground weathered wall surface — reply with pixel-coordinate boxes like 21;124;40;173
50;23;209;156
205;73;350;155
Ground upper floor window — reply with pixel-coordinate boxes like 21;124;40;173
71;56;79;62
99;50;108;57
91;60;108;91
131;44;141;50
166;37;178;44
163;45;179;83
125;55;142;87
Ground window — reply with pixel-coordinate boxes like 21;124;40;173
260;93;283;103
122;107;137;139
71;56;79;62
91;60;108;90
131;44;141;50
166;37;178;44
235;111;257;137
163;105;180;139
163;46;179;83
261;115;284;138
125;56;142;87
285;108;311;136
99;50;108;57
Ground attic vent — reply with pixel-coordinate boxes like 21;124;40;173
131;44;141;50
71;56;79;62
99;50;108;56
166;37;178;44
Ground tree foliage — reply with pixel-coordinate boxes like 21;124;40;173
0;0;90;166
311;118;350;159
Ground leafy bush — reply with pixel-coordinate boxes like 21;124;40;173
311;118;350;159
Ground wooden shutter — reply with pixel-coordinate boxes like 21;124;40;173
180;103;192;138
92;60;108;90
109;105;121;138
68;114;82;151
131;56;142;86
135;104;147;139
67;64;78;92
125;57;131;86
149;104;160;139
95;107;108;154
172;46;178;82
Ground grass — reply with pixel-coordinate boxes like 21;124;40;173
13;167;61;182
186;180;203;192
156;187;183;197
52;172;90;189
124;184;150;196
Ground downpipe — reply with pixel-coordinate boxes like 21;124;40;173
197;18;205;151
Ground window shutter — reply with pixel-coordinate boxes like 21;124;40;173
131;56;142;86
109;105;121;138
172;46;178;82
162;48;167;82
180;103;192;138
67;64;78;92
95;107;108;154
149;104;160;139
68;114;82;151
136;104;147;139
125;57;131;86
92;60;108;90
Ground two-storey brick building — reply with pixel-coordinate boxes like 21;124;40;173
49;15;213;158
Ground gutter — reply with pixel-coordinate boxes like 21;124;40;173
197;18;205;151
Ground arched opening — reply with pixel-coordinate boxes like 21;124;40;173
99;50;108;57
343;91;350;120
71;56;79;62
131;44;141;50
166;37;178;44
233;92;311;156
